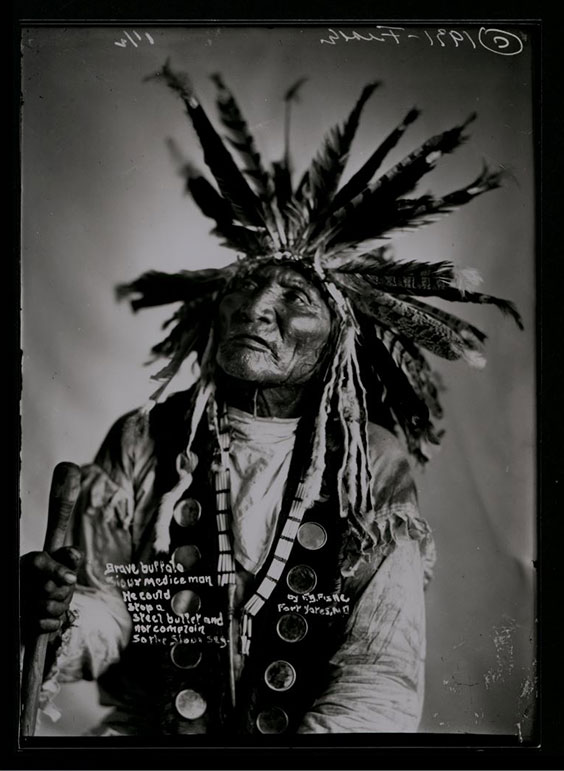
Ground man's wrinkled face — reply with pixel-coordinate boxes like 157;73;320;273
216;265;332;385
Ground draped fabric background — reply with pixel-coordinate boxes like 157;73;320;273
20;25;535;738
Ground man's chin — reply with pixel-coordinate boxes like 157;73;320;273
216;353;280;384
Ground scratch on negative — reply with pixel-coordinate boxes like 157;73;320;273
515;664;538;743
484;620;516;688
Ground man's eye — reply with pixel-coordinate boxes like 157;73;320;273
233;278;257;291
285;289;309;304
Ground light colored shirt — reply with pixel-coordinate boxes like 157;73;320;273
227;407;299;574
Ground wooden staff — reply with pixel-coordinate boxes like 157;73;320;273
20;461;82;737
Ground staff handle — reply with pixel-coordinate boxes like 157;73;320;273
20;461;81;737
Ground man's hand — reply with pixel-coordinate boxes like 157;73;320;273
20;547;83;638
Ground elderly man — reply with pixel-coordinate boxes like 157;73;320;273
20;63;520;736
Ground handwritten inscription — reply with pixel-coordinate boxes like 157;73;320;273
279;591;351;616
114;30;155;49
320;26;524;56
104;560;226;647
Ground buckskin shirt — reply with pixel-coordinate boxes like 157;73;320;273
42;389;435;736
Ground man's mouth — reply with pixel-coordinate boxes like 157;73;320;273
229;333;273;352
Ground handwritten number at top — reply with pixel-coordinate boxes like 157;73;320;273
115;31;155;49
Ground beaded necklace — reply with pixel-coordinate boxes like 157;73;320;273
207;396;311;655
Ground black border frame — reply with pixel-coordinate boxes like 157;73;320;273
8;2;563;769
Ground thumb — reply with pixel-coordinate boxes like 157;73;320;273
52;545;84;571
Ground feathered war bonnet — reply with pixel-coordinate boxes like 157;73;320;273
118;61;522;563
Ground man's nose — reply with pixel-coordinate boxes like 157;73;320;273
236;288;276;323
